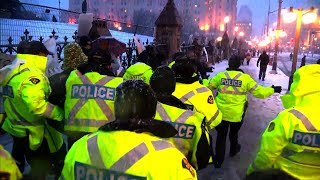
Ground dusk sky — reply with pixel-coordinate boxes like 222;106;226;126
29;0;319;37
237;0;320;37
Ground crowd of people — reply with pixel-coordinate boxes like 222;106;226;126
0;35;319;180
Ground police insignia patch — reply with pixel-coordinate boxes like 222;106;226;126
29;78;40;84
182;158;195;177
207;95;214;104
268;122;275;132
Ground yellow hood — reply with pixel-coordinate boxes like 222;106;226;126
0;54;48;86
281;64;320;108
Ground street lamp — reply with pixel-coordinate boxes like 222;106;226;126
285;6;318;90
224;16;230;32
239;31;244;38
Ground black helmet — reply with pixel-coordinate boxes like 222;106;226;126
228;55;241;69
150;66;176;95
115;80;157;121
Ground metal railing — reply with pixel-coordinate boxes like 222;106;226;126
0;28;153;69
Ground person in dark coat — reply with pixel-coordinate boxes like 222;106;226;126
257;51;270;81
300;55;306;68
150;66;192;110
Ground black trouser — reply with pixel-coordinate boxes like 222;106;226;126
12;136;27;173
215;120;244;165
11;135;66;180
259;65;268;80
215;103;247;165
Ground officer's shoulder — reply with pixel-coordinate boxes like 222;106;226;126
275;108;301;123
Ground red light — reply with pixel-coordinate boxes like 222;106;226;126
68;17;76;24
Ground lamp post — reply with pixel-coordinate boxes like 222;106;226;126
270;0;282;74
286;7;318;90
224;16;230;32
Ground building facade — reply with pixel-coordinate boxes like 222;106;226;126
236;5;252;39
69;0;237;37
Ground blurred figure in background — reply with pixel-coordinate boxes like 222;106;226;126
300;55;306;68
257;51;270;81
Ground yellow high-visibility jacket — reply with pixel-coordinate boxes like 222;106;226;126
173;81;222;130
64;70;123;133
155;102;212;170
208;70;274;122
60;130;197;180
248;65;320;180
0;145;23;180
1;54;64;152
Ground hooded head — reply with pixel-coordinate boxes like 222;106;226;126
63;42;88;69
150;66;176;95
172;58;197;78
87;48;114;75
281;64;320;108
27;41;53;57
115;80;157;122
228;55;241;69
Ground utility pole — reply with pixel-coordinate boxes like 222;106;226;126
271;0;282;73
267;0;271;55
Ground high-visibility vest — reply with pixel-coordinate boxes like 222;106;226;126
249;108;320;179
0;145;23;180
60;130;197;180
173;81;222;130
155;102;212;170
276;109;320;179
2;61;64;153
208;70;274;122
64;70;123;133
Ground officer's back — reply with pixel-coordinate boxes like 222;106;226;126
60;80;197;180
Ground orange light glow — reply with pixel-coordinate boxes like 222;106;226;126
220;24;225;32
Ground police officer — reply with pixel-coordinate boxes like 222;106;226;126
0;144;23;180
248;64;320;179
171;58;222;131
62;48;123;147
207;55;282;168
150;66;213;170
123;43;164;84
60;80;197;180
0;41;66;179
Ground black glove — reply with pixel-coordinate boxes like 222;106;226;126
272;85;282;93
256;63;259;67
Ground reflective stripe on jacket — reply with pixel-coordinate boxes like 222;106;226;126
64;70;123;133
2;60;64;152
60;131;197;180
173;81;222;130
248;108;320;179
155;102;211;170
208;70;274;122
